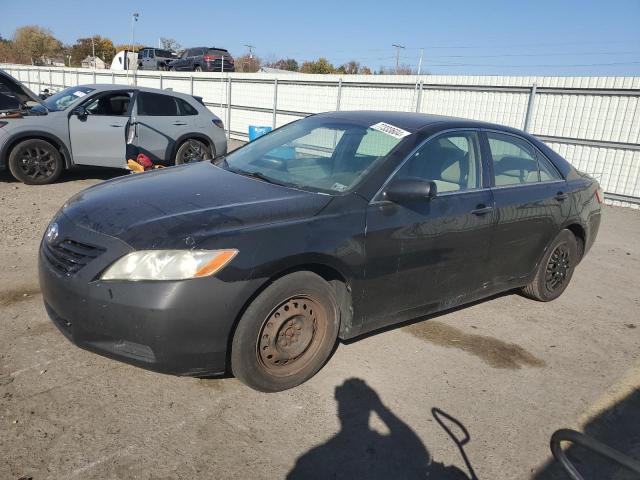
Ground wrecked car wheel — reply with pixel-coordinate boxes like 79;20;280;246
231;272;339;392
8;139;63;185
175;139;212;165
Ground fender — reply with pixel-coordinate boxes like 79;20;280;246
169;132;216;162
0;129;73;170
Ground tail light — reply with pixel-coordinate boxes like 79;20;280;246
595;185;604;204
213;118;224;129
203;55;217;62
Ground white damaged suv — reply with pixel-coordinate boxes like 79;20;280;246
0;69;226;184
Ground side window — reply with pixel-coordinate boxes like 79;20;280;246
537;152;562;181
395;131;482;193
137;92;179;116
148;49;155;59
487;133;539;186
177;98;198;116
83;92;131;116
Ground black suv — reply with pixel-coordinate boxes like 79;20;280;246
138;48;177;70
167;47;235;72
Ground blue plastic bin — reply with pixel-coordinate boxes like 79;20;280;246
248;125;272;141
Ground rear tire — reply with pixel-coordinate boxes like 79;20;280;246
174;139;212;165
194;65;203;72
231;272;340;392
8;139;64;185
521;229;578;302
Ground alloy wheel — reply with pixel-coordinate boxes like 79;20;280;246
16;145;57;181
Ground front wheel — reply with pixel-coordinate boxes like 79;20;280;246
231;272;340;392
194;66;203;72
8;139;64;185
522;229;578;302
174;139;212;165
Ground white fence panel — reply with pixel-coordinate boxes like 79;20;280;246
1;64;638;208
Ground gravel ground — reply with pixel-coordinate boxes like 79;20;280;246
0;151;638;480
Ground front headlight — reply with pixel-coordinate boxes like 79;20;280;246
101;249;238;281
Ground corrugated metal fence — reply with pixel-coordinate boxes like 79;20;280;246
2;64;639;208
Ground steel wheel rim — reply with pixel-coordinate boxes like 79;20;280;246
545;244;571;291
17;146;56;180
181;140;209;163
256;296;328;377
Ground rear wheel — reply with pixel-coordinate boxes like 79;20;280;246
174;139;212;165
231;272;340;392
8;139;64;185
522;229;578;302
194;65;203;72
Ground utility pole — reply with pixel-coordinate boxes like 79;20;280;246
416;48;424;76
91;37;96;69
392;44;405;74
244;44;255;59
127;12;139;82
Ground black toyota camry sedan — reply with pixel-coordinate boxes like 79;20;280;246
39;111;602;391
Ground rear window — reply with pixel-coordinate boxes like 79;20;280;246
207;49;228;57
177;98;198;116
155;49;173;58
137;92;179;116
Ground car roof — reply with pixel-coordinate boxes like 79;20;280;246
79;84;196;101
312;110;523;135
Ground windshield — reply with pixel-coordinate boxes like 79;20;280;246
42;86;95;112
221;117;406;193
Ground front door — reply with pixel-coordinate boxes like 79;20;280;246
363;130;495;330
68;90;133;168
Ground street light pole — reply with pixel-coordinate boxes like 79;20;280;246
91;37;96;69
392;44;405;74
127;12;139;83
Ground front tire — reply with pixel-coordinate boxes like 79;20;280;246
194;65;203;72
8;139;64;185
174;139;213;165
231;272;340;392
522;229;578;302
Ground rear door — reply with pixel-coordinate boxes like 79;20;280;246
484;130;569;284
363;130;496;329
134;91;190;162
69;90;133;168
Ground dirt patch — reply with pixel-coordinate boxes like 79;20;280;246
405;320;545;369
0;286;41;308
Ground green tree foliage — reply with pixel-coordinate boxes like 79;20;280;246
300;57;335;74
269;58;299;71
71;36;116;66
12;25;62;64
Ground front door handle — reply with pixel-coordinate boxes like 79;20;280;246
471;205;494;216
172;122;187;126
109;123;124;127
555;192;569;201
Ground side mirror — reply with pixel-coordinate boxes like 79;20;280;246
71;106;88;118
384;179;437;203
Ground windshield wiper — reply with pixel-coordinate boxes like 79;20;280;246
234;169;282;185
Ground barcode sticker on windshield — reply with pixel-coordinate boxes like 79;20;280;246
370;122;411;139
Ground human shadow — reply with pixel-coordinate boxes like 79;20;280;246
534;388;640;479
287;378;472;480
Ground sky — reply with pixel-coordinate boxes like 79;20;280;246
2;0;640;76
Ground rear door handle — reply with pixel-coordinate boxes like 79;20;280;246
555;192;569;201
109;123;124;127
471;205;494;215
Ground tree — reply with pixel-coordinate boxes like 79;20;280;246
12;25;62;64
71;35;115;66
268;58;298;71
300;57;335;74
114;43;145;53
360;66;372;75
160;37;182;53
341;60;361;75
235;54;261;73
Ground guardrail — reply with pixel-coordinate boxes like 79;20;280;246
2;64;639;208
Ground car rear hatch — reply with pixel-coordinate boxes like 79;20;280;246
204;49;235;71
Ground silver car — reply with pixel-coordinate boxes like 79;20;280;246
0;70;227;184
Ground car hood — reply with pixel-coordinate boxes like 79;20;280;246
61;162;332;248
0;70;42;112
